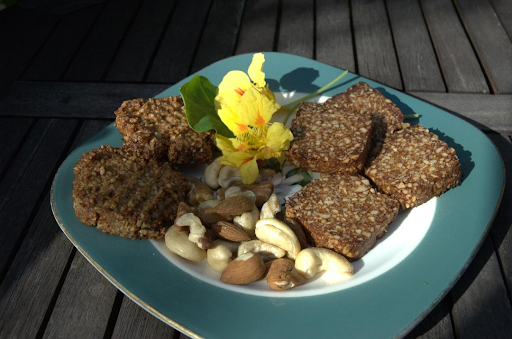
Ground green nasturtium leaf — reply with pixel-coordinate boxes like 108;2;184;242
180;76;234;138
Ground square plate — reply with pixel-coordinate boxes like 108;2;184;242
51;52;504;338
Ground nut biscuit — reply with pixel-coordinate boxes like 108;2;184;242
72;145;188;239
329;82;404;141
115;96;215;164
287;102;373;173
365;125;461;209
286;174;399;261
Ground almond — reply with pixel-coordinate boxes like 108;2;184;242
214;196;254;217
217;182;274;207
220;253;265;285
211;221;251;242
197;208;229;226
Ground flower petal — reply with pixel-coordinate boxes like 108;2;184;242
217;104;249;135
248;53;266;88
238;88;280;128
215;70;252;108
219;150;260;184
265;122;294;152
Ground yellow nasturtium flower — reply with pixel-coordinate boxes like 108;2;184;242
216;53;275;108
215;88;293;184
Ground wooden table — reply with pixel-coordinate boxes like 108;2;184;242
1;0;511;338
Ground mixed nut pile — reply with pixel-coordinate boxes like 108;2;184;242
165;157;354;291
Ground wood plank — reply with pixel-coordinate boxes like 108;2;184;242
21;4;104;81
454;0;512;94
489;0;512;40
235;0;278;55
0;119;78;276
410;92;512;133
0;120;54;213
111;298;176;339
488;133;512;301
352;0;402;89
420;0;489;93
277;0;314;59
0;118;33;179
105;0;177;82
0;6;58;95
146;0;212;83
386;0;445;92
405;299;454;339
0;192;74;339
0;82;168;119
0;119;114;339
42;248;118;339
315;0;355;73
63;0;142;81
190;0;246;73
450;236;512;338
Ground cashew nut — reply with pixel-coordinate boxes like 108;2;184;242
233;204;259;237
165;226;206;262
260;193;281;219
294;247;354;279
237;240;286;261
175;213;207;249
204;157;223;189
218;166;243;188
223;186;257;203
207;243;232;272
255;219;301;259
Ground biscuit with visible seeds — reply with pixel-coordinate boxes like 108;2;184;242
72;145;188;239
115;96;215;164
286;174;399;261
365;125;461;209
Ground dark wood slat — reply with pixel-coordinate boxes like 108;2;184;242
454;0;512;94
105;0;177;82
0;120;54;213
0;118;33;179
420;0;489;94
21;4;104;81
488;133;512;301
277;0;314;58
0;82;168;119
386;0;445;92
450;236;512;338
315;0;355;73
0;6;58;94
190;0;245;73
146;0;212;84
0;192;74;339
489;0;512;40
405;299;454;339
63;0;142;81
235;0;278;54
410;92;512;132
0;119;114;339
352;0;402;89
42;249;118;339
0;119;78;276
111;298;176;339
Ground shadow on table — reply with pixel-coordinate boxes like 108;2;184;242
267;68;359;95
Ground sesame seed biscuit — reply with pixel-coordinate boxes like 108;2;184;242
286;174;399;261
329;82;404;141
72;145;188;239
115;96;215;164
365;125;461;209
287;102;373;174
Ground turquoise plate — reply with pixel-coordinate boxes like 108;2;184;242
51;53;504;338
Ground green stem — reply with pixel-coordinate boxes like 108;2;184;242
282;101;302;126
404;114;419;119
282;70;349;110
